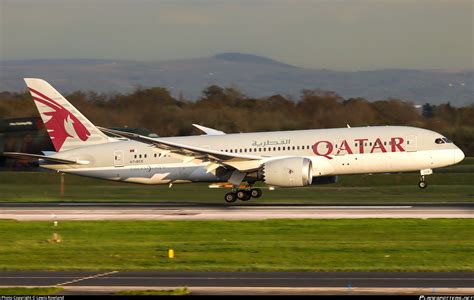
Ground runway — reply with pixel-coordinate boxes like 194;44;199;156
1;271;473;295
0;203;472;220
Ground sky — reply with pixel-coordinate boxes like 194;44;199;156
0;0;472;70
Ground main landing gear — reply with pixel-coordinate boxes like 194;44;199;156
418;168;432;189
224;187;263;203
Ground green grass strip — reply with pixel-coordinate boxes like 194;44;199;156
0;287;63;295
0;219;472;272
116;287;189;295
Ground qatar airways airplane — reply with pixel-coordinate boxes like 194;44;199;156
3;78;465;203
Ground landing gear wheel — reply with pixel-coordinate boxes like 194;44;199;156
236;190;251;201
224;192;237;203
418;180;427;189
250;188;262;198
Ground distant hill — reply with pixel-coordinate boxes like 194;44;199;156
1;53;472;106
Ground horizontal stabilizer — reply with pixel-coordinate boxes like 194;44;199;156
1;152;79;164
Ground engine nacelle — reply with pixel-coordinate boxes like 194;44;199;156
263;157;313;187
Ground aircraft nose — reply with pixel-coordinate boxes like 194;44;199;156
454;148;465;164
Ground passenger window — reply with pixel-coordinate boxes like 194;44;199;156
134;155;137;159
144;154;147;158
139;154;142;158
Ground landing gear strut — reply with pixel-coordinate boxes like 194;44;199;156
224;187;263;203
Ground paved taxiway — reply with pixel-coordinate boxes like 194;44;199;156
1;271;473;295
0;203;472;220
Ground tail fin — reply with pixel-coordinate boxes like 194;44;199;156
24;78;110;152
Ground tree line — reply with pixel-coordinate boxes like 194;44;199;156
0;85;473;155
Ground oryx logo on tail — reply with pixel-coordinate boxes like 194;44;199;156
30;87;90;151
24;78;110;152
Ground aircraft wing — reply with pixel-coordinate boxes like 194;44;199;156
192;124;226;135
1;152;80;164
98;127;263;172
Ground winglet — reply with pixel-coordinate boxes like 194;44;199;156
192;124;226;136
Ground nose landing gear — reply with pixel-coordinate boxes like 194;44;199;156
418;177;428;189
418;169;432;189
224;187;263;203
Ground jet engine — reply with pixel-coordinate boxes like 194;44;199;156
262;157;313;187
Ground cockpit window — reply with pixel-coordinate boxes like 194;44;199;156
435;138;445;144
442;137;452;143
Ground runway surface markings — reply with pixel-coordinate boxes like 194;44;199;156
55;271;118;286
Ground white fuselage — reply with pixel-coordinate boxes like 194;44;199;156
41;126;465;185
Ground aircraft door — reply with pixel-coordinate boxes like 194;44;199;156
405;135;417;152
114;150;124;167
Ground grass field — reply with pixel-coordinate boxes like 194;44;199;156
0;287;63;295
0;219;472;272
116;288;189;296
0;157;472;203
